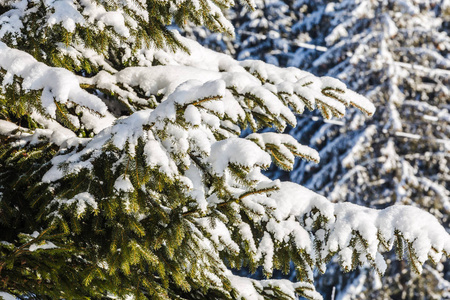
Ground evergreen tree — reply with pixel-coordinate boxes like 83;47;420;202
0;1;449;300
181;9;237;55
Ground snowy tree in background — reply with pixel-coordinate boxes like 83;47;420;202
280;0;450;298
182;0;323;66
231;0;297;66
291;0;450;221
0;1;449;300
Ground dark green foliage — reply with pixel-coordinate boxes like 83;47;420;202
0;139;106;299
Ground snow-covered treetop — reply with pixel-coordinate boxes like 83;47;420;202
0;1;449;300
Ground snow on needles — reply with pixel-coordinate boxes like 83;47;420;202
0;42;107;118
271;182;450;274
208;138;272;176
0;292;17;300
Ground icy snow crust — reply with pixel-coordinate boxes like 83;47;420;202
1;24;447;299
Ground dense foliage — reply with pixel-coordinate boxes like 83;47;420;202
0;0;449;299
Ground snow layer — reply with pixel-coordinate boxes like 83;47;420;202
29;241;58;252
0;292;16;300
0;42;107;118
53;192;98;216
227;272;322;300
271;182;450;273
208;138;272;176
114;175;134;193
